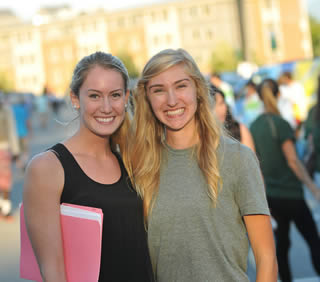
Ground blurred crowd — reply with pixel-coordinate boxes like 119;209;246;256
210;70;320;281
0;88;65;218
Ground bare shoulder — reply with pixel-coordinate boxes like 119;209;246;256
239;123;250;134
24;150;64;195
26;151;62;175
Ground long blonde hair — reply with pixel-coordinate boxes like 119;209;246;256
257;78;281;115
123;49;223;222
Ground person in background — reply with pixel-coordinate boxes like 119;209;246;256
0;94;20;218
211;84;255;152
313;106;320;195
12;95;31;171
304;75;320;141
242;80;264;127
210;72;235;112
278;71;307;128
305;75;320;208
23;52;154;282
250;78;320;282
35;88;50;129
126;48;277;282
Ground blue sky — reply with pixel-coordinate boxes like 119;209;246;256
308;0;320;19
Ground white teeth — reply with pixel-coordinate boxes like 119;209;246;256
96;117;114;122
167;108;184;116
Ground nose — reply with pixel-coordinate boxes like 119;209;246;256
167;88;177;106
101;97;112;113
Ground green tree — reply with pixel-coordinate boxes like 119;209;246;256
116;51;139;79
310;16;320;57
209;41;240;73
0;71;14;92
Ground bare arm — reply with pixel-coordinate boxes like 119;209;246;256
240;123;255;153
282;139;320;199
244;215;278;282
23;152;67;282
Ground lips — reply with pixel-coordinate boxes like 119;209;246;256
95;117;115;123
166;108;184;117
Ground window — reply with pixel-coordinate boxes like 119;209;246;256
131;15;137;24
151;12;156;22
264;0;272;9
163;10;168;20
190;7;197;17
193;30;200;40
203;5;210;15
118;17;125;27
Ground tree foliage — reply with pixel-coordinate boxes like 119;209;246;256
116;51;139;79
310;16;320;57
209;41;240;73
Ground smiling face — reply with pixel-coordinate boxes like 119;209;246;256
146;63;198;136
71;65;129;138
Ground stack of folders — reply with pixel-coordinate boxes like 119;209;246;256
20;203;103;282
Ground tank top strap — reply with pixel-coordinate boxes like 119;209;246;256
112;151;125;174
48;143;77;173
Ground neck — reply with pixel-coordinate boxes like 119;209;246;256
69;128;113;159
166;128;199;150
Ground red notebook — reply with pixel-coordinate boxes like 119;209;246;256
20;203;103;282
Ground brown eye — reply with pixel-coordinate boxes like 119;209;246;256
153;88;163;94
111;93;121;99
89;94;99;99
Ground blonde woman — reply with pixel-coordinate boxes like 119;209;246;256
125;49;277;282
250;78;320;282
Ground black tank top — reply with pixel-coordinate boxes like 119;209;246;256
49;143;154;282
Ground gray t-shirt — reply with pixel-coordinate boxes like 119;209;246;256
148;137;270;282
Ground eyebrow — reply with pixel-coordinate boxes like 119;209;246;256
148;78;190;91
87;88;123;93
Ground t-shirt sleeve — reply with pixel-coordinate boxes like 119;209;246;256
277;118;295;145
235;145;270;216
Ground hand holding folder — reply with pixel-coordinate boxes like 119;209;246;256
20;203;103;282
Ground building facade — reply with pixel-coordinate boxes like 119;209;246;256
0;0;313;96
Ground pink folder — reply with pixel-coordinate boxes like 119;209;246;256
20;203;103;282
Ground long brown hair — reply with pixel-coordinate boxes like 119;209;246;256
257;78;281;115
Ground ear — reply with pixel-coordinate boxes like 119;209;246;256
70;91;79;108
